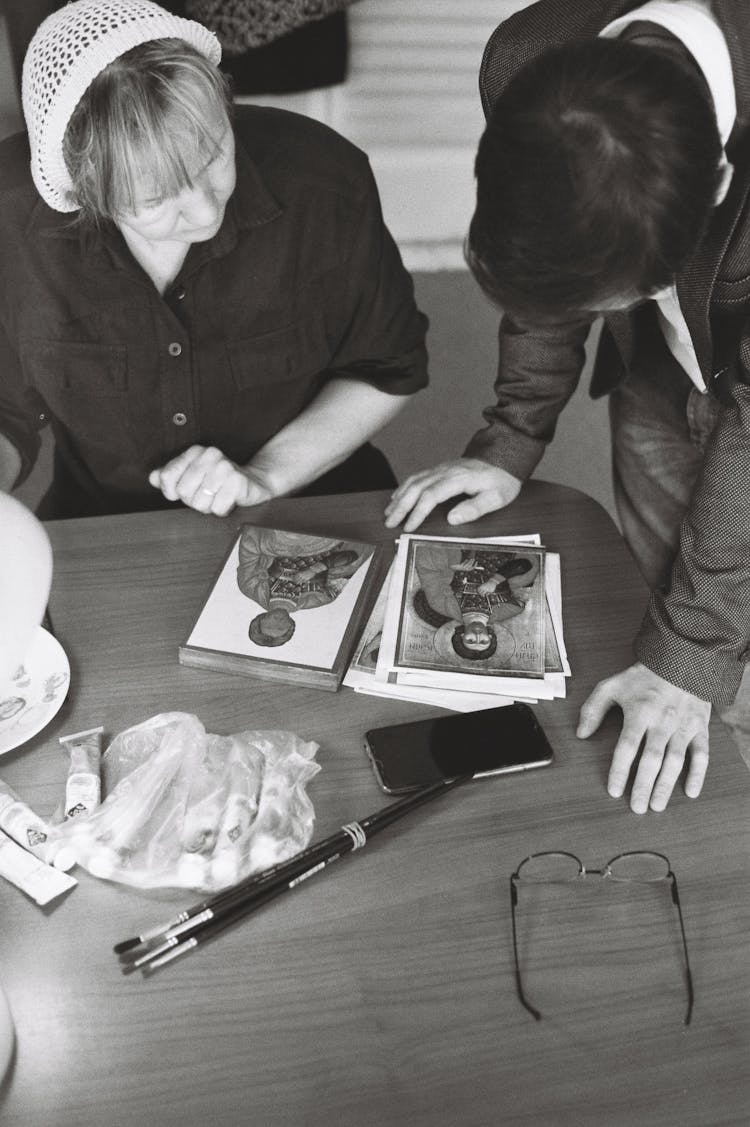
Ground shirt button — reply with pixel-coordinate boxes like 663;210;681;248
172;412;187;426
175;288;186;301
168;342;182;357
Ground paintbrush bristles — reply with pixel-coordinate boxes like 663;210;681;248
113;910;191;954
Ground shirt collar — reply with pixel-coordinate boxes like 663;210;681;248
214;123;284;243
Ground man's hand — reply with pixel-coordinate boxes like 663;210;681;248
149;445;273;515
384;459;523;532
577;662;711;814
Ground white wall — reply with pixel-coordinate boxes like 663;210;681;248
234;1;532;270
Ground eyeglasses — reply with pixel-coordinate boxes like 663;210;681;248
509;850;693;1025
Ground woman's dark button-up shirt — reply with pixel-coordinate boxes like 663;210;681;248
0;106;428;514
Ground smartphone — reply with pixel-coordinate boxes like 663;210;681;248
363;703;554;794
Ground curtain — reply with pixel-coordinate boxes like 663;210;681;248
184;0;359;51
172;1;355;92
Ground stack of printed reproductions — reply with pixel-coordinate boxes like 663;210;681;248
344;533;569;711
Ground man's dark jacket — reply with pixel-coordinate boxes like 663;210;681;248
467;0;750;704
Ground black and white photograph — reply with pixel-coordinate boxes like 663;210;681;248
1;1;748;1124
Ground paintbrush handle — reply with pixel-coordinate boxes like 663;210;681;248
118;834;351;959
138;776;469;971
143;851;347;971
201;776;468;920
119;816;371;954
205;776;467;911
358;775;469;835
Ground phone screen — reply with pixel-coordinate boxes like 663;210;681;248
364;703;554;794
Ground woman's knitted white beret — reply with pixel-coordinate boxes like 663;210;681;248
21;0;222;213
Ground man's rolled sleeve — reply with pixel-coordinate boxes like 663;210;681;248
326;160;429;396
464;312;592;477
634;367;750;705
0;318;43;488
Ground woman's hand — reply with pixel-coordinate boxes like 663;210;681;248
149;445;273;516
577;662;711;813
384;459;522;532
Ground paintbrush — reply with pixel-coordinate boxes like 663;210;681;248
115;834;353;958
115;799;407;962
117;773;470;974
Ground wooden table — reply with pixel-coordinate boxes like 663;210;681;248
0;483;748;1127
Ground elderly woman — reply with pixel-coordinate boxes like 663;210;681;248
0;0;427;518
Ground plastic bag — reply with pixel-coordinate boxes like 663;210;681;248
58;713;320;892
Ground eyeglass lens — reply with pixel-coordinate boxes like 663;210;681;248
517;850;671;883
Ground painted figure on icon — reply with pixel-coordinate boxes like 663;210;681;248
236;528;369;647
407;545;542;669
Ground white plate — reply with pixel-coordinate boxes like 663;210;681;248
0;627;70;755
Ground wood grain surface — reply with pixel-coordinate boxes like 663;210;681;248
0;483;747;1127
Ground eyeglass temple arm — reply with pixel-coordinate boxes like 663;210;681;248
510;876;541;1021
669;873;694;1026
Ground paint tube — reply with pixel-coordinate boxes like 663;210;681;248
59;726;103;820
0;829;76;905
0;780;76;871
209;753;259;888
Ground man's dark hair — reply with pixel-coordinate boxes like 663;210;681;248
467;38;723;319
